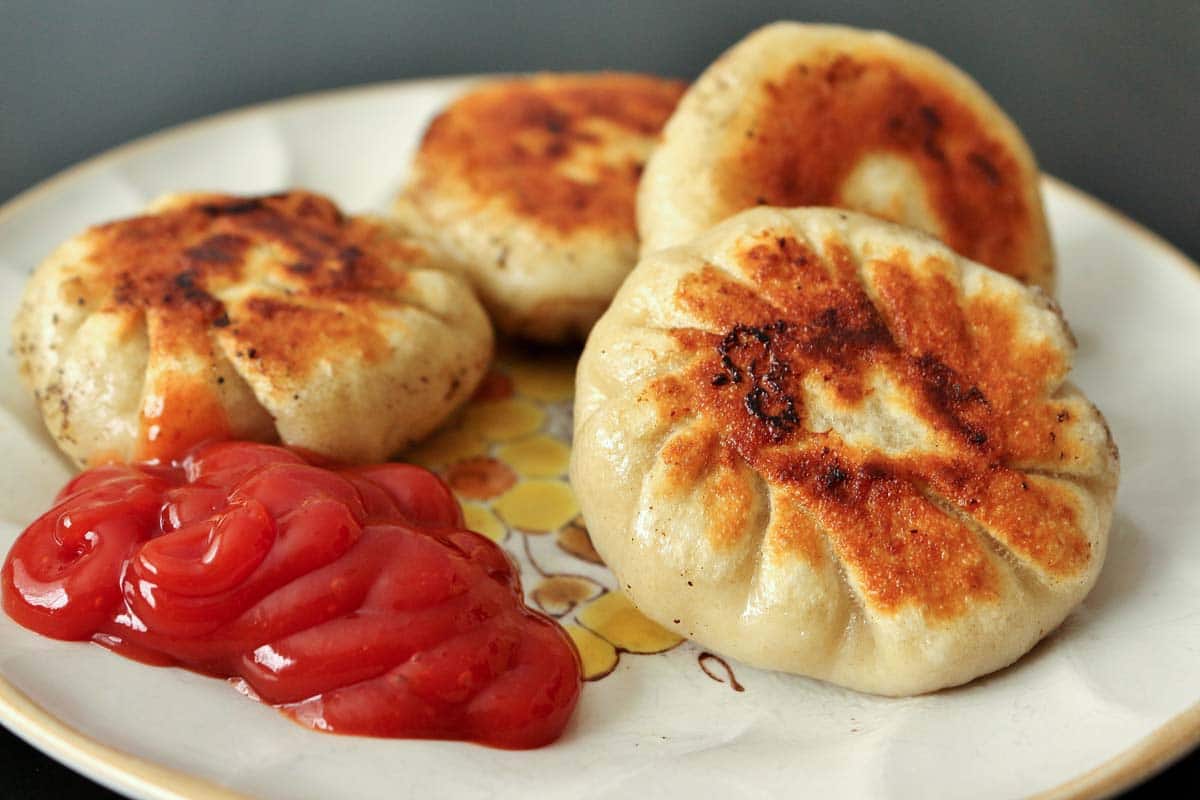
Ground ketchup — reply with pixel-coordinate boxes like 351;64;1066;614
2;442;581;749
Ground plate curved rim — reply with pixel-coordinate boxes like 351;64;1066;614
0;77;1196;800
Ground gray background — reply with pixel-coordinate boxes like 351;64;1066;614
0;2;1197;798
2;1;1199;261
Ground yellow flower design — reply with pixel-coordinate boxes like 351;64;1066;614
401;347;696;686
497;434;570;478
493;480;578;534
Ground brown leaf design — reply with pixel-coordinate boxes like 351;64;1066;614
532;574;604;618
556;516;604;565
443;456;517;500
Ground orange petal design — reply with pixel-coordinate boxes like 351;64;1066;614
444;457;517;500
578;592;683;654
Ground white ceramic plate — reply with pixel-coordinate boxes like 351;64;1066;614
1;78;1198;800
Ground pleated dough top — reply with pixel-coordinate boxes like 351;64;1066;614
572;206;1117;695
13;191;493;466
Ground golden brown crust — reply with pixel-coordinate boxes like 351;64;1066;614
87;192;419;320
658;424;757;550
19;190;492;466
70;192;422;459
647;229;1091;618
574;206;1113;693
717;54;1039;283
413;73;685;236
639;24;1054;294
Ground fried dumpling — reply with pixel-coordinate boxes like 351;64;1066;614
13;191;493;466
395;73;686;343
572;207;1117;695
638;22;1054;291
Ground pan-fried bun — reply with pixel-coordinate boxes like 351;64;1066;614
572;207;1116;695
639;22;1054;291
13;191;493;467
395;73;686;343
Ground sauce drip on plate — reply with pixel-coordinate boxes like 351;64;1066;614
2;441;581;749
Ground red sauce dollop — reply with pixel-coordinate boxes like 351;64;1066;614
2;442;581;749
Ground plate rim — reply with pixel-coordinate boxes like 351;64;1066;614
0;76;1197;800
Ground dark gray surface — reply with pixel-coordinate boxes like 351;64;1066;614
0;2;1197;798
3;1;1199;261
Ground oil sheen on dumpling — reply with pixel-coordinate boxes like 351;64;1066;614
13;191;493;466
572;207;1117;696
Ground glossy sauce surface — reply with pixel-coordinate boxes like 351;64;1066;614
2;442;581;749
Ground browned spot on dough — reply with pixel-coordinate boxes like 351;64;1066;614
659;425;723;489
648;231;1092;619
717;54;1041;283
67;191;426;462
763;489;827;567
659;424;756;550
415;74;685;235
226;297;393;378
